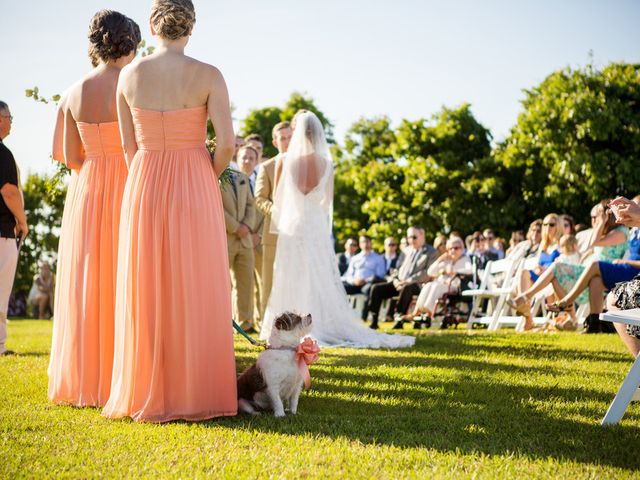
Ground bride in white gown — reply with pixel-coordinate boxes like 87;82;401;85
260;111;415;348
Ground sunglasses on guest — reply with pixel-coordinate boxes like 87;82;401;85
542;222;556;227
407;235;418;240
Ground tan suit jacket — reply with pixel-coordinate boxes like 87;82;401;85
255;156;278;246
220;171;256;249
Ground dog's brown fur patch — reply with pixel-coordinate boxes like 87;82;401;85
274;312;304;331
237;364;267;401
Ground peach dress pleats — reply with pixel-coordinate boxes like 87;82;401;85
103;106;237;422
48;122;127;406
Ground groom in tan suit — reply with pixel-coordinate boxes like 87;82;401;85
221;157;256;332
255;121;292;319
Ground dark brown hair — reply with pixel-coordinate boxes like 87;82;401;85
88;10;141;67
150;0;195;40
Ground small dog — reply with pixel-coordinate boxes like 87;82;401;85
237;312;313;417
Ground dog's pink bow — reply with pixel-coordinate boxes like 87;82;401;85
296;337;320;390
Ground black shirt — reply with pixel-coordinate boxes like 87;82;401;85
0;140;18;236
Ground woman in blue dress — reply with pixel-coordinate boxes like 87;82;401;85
510;213;561;329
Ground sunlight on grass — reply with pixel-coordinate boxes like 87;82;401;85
1;319;639;478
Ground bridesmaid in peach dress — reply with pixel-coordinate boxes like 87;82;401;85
103;0;237;422
49;11;141;406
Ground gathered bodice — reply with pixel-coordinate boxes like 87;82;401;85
132;106;208;151
77;122;123;157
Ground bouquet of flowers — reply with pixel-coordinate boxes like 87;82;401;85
206;138;233;185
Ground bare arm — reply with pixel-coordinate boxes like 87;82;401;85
63;107;84;171
0;184;28;238
116;72;137;168
52;102;65;163
207;68;234;176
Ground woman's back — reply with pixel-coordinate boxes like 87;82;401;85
66;67;120;123
121;53;214;111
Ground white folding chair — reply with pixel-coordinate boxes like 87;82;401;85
599;309;640;425
463;258;522;330
348;293;367;316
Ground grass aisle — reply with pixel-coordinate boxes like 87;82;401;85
1;320;639;478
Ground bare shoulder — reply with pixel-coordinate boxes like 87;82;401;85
186;57;226;84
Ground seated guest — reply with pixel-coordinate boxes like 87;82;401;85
399;236;409;255
512;201;628;332
337;237;358;276
433;234;447;255
505;230;525;257
599;196;640;359
557;234;580;265
560;214;576;236
27;261;55;319
483;228;504;259
342;235;386;316
467;231;499;270
510;213;561;326
401;236;472;327
364;226;439;329
548;196;640;331
383;236;404;275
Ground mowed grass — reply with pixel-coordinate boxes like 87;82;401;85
1;320;640;479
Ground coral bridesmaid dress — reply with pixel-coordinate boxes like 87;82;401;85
103;106;237;422
48;121;127;406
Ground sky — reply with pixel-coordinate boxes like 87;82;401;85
2;0;639;175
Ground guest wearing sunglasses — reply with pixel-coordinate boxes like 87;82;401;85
466;231;499;271
510;213;561;328
511;202;628;332
383;236;404;275
364;226;439;329
401;237;472;324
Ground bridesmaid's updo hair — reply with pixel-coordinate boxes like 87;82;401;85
150;0;196;40
88;10;141;67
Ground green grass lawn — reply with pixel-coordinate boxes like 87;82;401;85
1;320;639;479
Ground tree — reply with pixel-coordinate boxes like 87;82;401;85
239;106;283;158
332;105;500;247
280;91;334;143
239;92;334;158
396;104;497;236
495;62;640;224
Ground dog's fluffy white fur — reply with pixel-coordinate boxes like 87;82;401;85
237;312;313;417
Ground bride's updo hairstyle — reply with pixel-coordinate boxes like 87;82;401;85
88;10;141;67
150;0;196;40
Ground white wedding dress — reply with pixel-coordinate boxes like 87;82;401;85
260;112;415;349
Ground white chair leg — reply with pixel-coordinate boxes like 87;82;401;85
602;355;640;425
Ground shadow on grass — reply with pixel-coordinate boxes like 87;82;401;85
224;334;640;470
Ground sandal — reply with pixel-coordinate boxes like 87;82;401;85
506;296;531;317
547;300;572;313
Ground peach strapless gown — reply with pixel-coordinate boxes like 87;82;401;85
48;121;127;406
102;106;237;422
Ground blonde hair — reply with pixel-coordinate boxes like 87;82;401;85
540;213;562;251
559;234;578;255
150;0;195;40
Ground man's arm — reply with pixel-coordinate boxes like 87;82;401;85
255;163;273;217
0;152;27;237
0;184;27;237
242;187;256;232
